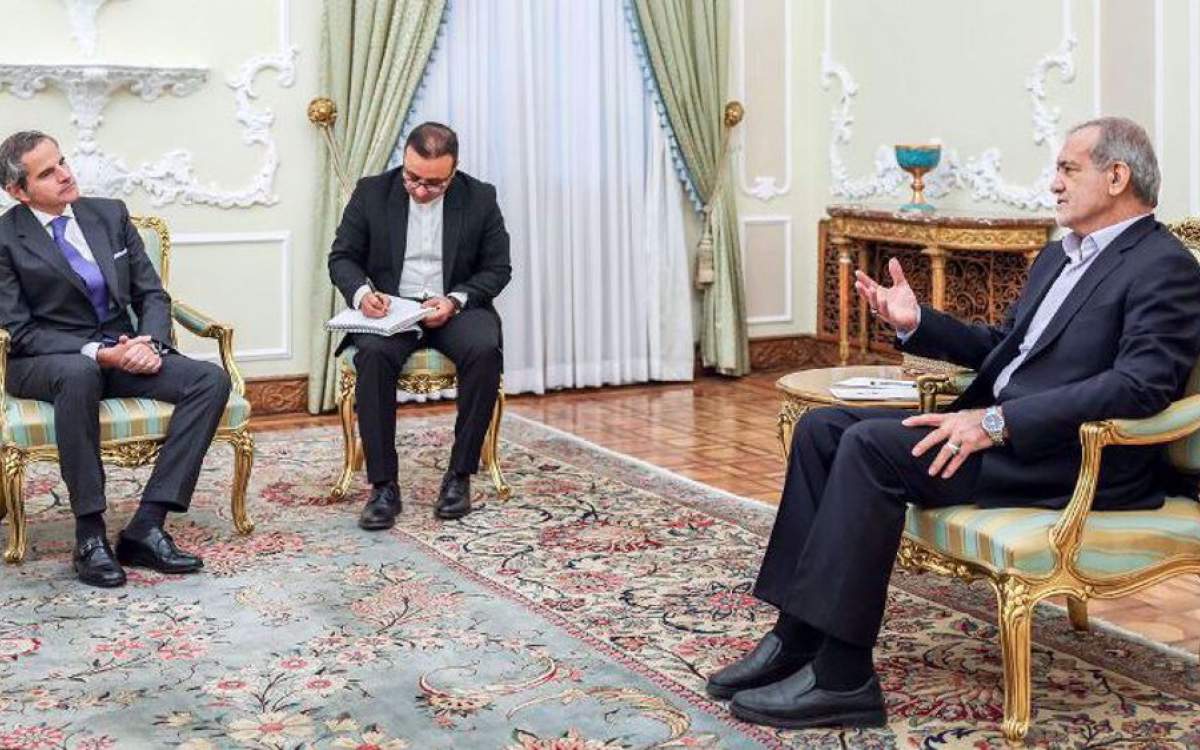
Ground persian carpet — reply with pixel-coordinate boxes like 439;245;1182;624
0;414;1198;749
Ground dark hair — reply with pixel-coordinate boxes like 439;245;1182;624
403;122;458;165
0;130;57;190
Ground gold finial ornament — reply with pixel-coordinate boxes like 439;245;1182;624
723;100;744;128
307;97;338;128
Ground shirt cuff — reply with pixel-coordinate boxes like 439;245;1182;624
448;292;468;310
81;342;101;360
352;284;372;310
895;307;921;343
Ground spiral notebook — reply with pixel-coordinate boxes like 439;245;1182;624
325;295;432;337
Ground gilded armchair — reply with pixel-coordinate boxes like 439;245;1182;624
898;218;1200;743
329;351;510;501
0;216;255;563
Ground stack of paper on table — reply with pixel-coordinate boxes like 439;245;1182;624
325;295;432;337
828;376;918;401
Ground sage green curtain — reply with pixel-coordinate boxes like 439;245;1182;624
307;0;446;413
633;0;749;375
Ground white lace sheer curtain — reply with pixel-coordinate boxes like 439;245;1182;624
397;0;694;394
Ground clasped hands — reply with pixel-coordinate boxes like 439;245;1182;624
856;257;993;478
361;292;458;329
96;335;161;374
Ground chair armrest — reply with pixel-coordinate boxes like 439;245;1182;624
172;302;245;397
1106;393;1200;444
1049;394;1200;575
916;371;976;413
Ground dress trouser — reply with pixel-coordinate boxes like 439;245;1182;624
352;308;502;484
5;352;232;517
752;406;984;647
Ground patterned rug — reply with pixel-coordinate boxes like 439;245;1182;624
1;414;1199;749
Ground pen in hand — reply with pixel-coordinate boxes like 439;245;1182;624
362;278;390;318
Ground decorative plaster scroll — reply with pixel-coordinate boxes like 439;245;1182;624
62;0;117;58
821;0;1077;211
733;0;792;201
0;0;297;210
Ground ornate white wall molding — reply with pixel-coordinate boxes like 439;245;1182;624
740;215;793;325
171;231;293;363
62;0;117;58
732;0;792;201
0;0;297;210
821;0;1077;211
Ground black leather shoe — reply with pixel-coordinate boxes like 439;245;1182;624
435;472;471;519
730;664;886;729
359;482;402;530
705;632;811;699
116;526;203;574
73;536;126;588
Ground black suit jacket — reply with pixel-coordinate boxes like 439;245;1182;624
0;197;172;358
327;168;512;354
902;216;1200;509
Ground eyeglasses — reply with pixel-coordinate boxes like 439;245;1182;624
401;166;455;191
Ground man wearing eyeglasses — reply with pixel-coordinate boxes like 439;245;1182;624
328;122;512;528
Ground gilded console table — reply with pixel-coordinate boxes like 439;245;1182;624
823;205;1055;365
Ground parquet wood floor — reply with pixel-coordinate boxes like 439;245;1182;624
254;371;1200;657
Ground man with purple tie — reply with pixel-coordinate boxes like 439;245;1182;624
0;131;231;587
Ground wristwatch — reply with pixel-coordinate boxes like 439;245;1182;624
982;406;1007;446
448;295;464;314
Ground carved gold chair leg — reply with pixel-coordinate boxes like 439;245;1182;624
483;386;511;500
331;381;359;500
227;429;256;535
2;448;28;564
996;577;1036;744
1066;596;1089;632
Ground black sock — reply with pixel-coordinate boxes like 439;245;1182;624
75;512;106;544
813;635;874;690
771;612;824;656
126;502;169;535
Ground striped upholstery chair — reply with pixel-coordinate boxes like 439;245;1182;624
0;217;255;563
900;218;1200;743
329;346;510;501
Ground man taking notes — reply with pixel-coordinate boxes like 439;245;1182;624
328;122;511;528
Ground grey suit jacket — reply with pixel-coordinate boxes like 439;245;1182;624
0;197;172;358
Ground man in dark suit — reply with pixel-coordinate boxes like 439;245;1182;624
328;122;511;528
707;117;1200;728
0;131;232;588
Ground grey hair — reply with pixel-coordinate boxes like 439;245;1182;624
1068;117;1160;206
0;131;56;191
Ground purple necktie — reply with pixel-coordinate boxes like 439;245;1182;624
49;216;109;323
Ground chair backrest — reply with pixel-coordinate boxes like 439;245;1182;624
1166;218;1200;471
130;216;171;290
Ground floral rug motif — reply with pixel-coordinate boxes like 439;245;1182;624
0;413;1198;749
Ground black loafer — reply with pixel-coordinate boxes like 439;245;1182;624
705;632;811;699
730;664;886;729
435;472;471;520
73;535;126;588
359;482;402;530
116;526;203;574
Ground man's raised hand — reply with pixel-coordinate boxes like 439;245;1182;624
854;257;920;333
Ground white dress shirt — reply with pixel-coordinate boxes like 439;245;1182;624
989;213;1149;397
29;205;103;359
352;194;467;310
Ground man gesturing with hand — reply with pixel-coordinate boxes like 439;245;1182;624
707;118;1200;731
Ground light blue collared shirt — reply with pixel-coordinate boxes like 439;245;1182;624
989;213;1150;397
